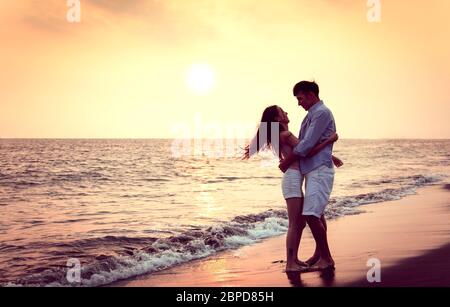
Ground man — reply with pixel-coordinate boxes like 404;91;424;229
279;81;336;270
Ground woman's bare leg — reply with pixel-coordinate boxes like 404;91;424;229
285;197;307;272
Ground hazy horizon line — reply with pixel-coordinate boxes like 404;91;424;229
1;137;449;141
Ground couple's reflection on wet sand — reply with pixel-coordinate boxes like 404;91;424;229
286;267;336;287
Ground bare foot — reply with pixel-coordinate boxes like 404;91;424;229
305;253;320;266
310;258;335;271
285;262;309;272
295;259;309;267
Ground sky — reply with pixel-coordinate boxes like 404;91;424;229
1;0;449;139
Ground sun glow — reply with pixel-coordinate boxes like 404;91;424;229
186;63;216;95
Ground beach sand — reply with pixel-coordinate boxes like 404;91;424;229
114;184;450;287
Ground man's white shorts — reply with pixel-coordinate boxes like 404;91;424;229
303;165;335;218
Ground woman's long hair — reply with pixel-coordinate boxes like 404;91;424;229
243;105;286;159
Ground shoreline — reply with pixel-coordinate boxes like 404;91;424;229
113;184;450;287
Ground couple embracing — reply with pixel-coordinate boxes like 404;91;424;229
244;81;343;273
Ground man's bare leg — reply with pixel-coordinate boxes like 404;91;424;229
305;215;327;266
306;215;334;269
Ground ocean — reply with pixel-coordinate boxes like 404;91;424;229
0;139;449;286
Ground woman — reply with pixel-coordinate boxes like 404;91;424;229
243;105;343;272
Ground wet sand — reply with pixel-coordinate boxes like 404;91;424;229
114;184;450;287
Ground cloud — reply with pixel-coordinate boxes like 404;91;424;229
21;0;70;32
11;0;371;47
87;0;151;13
86;0;166;18
17;0;219;46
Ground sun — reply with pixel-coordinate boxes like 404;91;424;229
186;63;216;95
